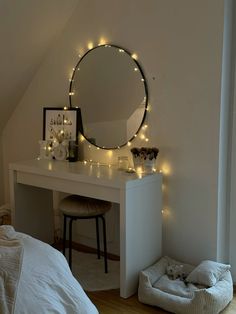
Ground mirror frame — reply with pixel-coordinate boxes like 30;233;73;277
69;44;148;150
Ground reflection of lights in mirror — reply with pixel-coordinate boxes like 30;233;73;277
69;44;148;149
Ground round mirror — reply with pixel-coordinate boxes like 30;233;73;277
69;44;148;149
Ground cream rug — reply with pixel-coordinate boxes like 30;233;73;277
68;250;120;291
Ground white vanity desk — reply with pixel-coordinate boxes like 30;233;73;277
9;158;162;298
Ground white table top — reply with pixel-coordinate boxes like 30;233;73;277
10;158;161;189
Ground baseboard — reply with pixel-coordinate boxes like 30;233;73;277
53;239;120;261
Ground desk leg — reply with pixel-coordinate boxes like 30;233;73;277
9;169;54;243
119;179;162;298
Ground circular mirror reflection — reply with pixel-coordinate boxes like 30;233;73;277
69;45;148;149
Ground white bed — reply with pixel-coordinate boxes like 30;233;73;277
0;225;98;314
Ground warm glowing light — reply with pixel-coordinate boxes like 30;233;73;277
63;106;68;110
88;42;94;49
142;124;148;130
107;150;113;157
105;44;111;48
145;138;149;142
69;92;74;96
127;141;131;147
134;67;138;71
161;163;171;175
140;134;145;140
119;49;125;53
96;147;100;150
88;145;91;149
136;166;143;174
162;208;172;218
159;170;162;173
99;37;107;45
134;134;137;138
80;134;85;142
132;53;138;60
152;168;156;172
83;160;87;165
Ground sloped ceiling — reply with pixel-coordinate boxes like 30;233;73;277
0;0;79;132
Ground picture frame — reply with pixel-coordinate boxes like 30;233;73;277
43;107;83;143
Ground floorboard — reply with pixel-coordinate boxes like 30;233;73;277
87;289;236;314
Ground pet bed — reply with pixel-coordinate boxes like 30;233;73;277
138;256;233;314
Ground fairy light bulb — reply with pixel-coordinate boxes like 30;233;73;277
80;134;85;142
127;141;131;147
107;150;113;157
88;42;93;49
99;37;107;45
132;53;138;60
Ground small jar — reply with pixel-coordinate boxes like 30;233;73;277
118;156;129;170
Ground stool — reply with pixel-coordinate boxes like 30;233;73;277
59;194;111;273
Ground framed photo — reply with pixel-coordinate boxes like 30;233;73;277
43;107;83;142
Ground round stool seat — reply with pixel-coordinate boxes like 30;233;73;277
60;195;111;217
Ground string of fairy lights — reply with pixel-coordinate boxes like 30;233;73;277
65;39;171;217
68;41;151;150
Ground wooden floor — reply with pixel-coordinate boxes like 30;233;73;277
87;289;236;314
53;241;236;313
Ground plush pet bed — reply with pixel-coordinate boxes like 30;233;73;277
138;256;233;314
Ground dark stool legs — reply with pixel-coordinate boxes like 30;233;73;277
69;218;73;268
63;215;67;256
100;215;108;273
62;214;108;273
95;217;101;259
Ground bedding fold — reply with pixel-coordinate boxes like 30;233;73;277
0;225;23;314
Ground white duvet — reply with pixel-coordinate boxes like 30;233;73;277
0;225;98;314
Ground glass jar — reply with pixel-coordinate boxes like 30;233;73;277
118;156;129;170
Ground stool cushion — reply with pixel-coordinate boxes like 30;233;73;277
59;195;111;217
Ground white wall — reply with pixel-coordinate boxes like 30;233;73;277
229;0;236;281
0;136;4;205
2;0;225;265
